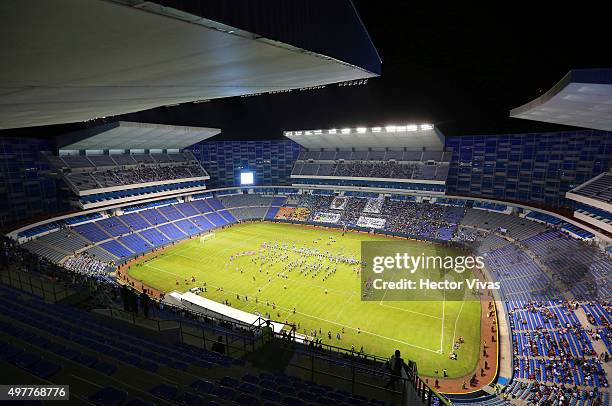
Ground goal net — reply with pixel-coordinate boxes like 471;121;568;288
199;233;216;244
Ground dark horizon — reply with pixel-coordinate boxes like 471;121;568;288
1;2;610;142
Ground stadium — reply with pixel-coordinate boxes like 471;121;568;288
0;1;610;406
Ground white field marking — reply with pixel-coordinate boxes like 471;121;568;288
378;289;387;305
147;267;441;354
439;290;446;354
450;300;466;353
239;281;441;352
333;294;355;322
146;244;192;266
284;305;441;353
378;303;443;320
139;226;443;353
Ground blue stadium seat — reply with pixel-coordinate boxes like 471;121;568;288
89;387;128;406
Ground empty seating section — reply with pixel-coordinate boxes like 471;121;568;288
574;172;612;203
157;223;185;240
402;150;423;161
229;207;267;221
206;198;225;210
21;240;67;263
139;228;169;247
174;202;199;217
174;219;200;236
218;210;237;223
110;154;137;166
139;208;168;226
190;199;214;213
189;215;214;231
206;212;228;227
119;212;150;230
31;229;89;254
0;284;243;405
96;217;131;237
61;155;95;168
87;154;116;167
118;234;152;253
271;196;287;206
131;154;155;163
168;153;187;162
352;151;368;159
461;209;547;240
100;240;133;258
73;222;110;243
219;194;273;208
157;205;184;221
265;206;280;220
151;153;171;163
561;223;595;239
66;172;99;190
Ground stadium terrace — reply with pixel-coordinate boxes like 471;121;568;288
1;2;611;406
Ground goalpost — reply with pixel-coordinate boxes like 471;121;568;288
199;232;216;244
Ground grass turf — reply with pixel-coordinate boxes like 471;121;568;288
127;222;481;378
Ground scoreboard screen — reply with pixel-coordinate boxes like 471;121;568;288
240;171;254;185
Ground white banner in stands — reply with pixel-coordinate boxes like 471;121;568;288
363;198;384;214
357;216;386;229
330;197;347;210
313;212;342;223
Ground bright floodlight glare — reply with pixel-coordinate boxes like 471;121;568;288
328;129;337;134
304;130;312;135
420;124;434;130
285;131;293;136
385;125;397;132
407;125;418;132
240;171;254;185
313;129;322;134
294;131;303;135
372;127;382;133
341;128;351;134
356;127;367;133
396;126;407;132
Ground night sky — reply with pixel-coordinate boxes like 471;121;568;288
2;2;610;141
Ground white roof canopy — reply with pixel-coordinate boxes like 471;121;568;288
284;125;444;150
0;0;377;129
510;69;612;131
59;122;220;150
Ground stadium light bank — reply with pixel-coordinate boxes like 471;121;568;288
285;124;434;136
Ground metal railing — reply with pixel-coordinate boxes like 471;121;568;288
271;332;451;406
0;268;73;302
99;299;264;358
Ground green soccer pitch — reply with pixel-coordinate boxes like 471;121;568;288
126;222;482;378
